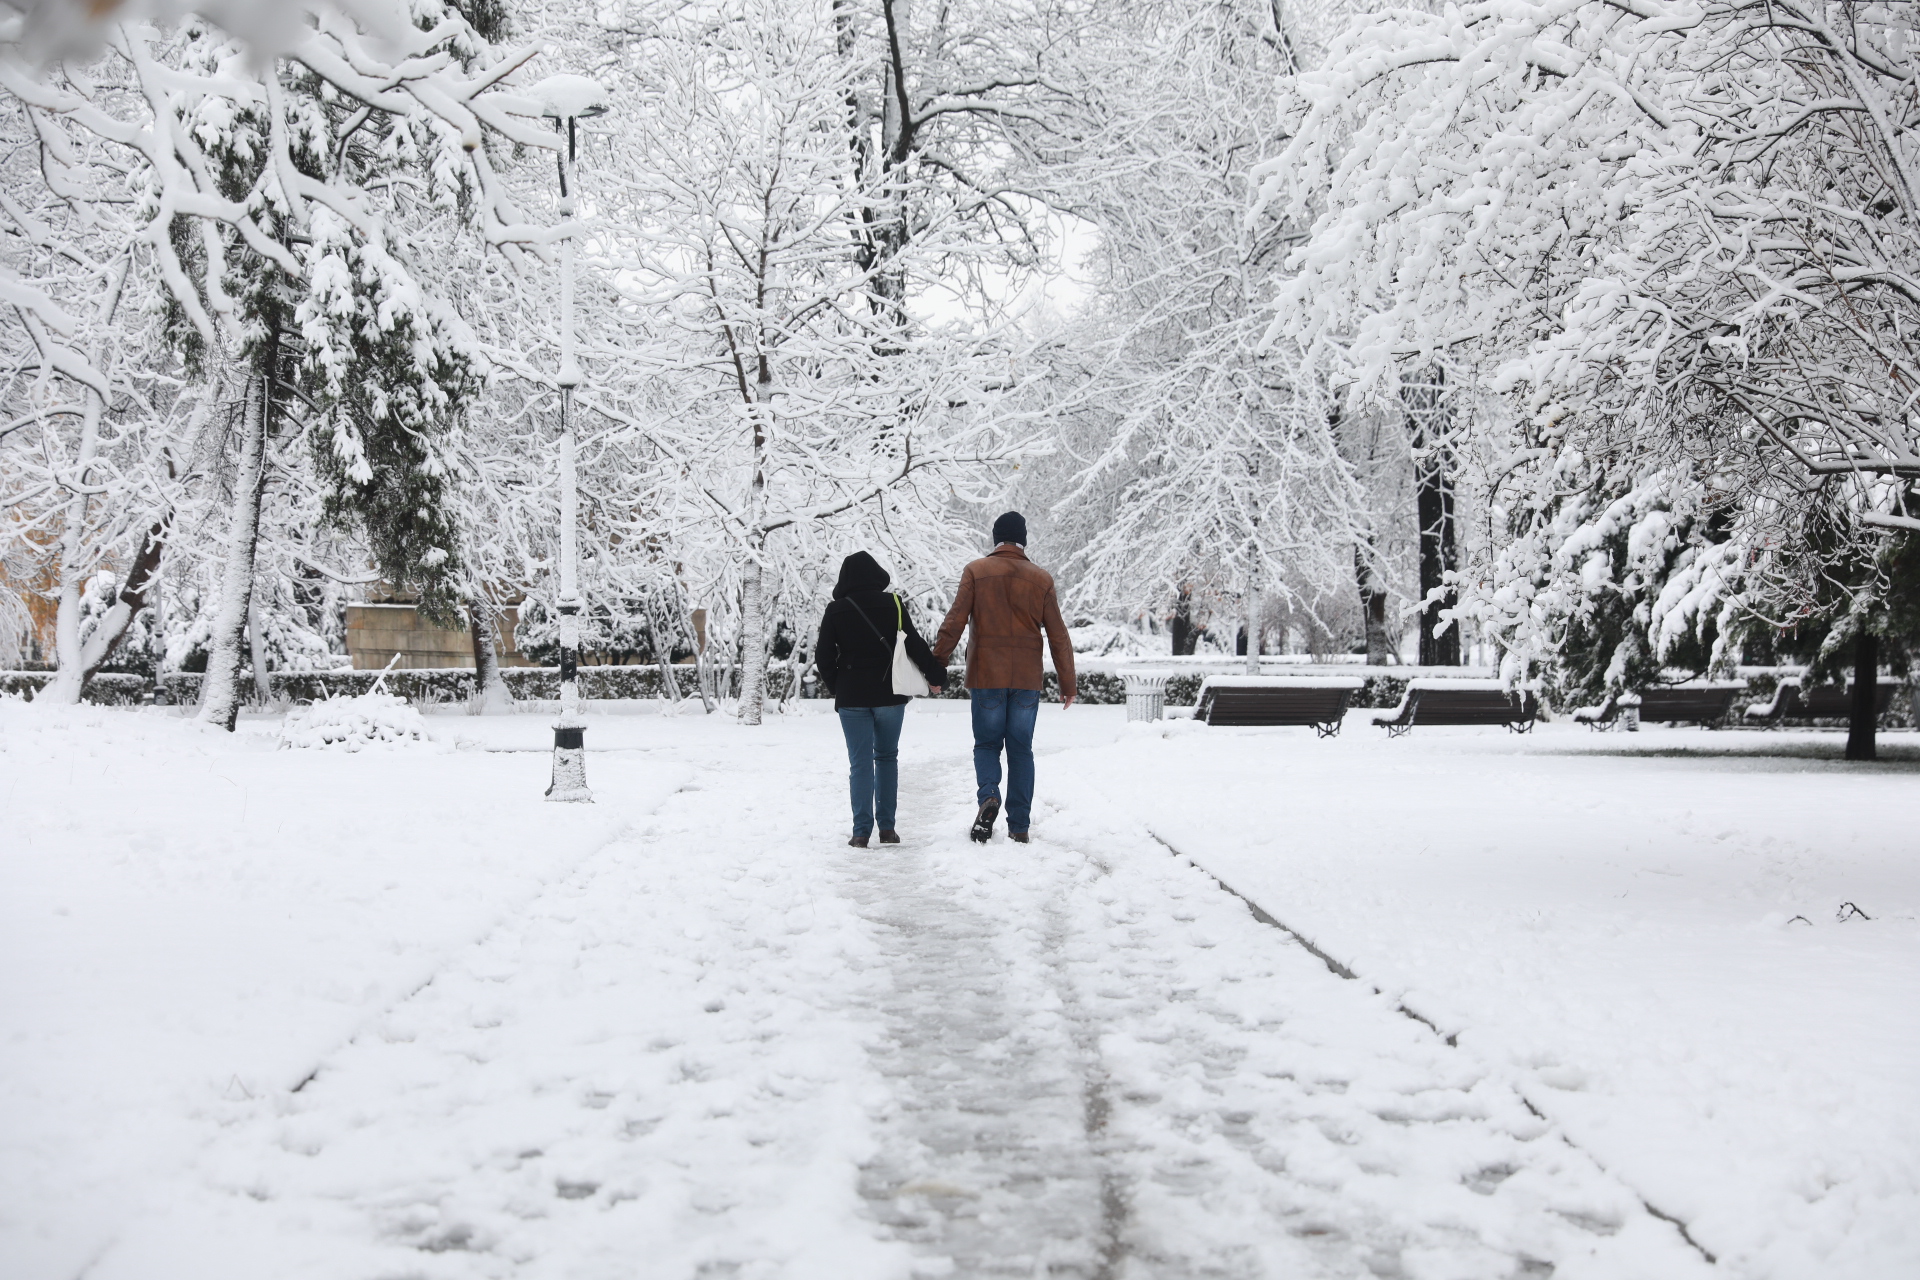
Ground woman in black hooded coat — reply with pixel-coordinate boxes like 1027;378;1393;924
815;552;946;846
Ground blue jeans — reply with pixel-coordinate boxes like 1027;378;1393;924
971;688;1040;832
838;704;906;837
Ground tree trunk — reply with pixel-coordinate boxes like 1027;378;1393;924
41;259;128;706
247;595;272;707
871;0;915;342
43;519;169;703
692;607;716;713
1243;577;1263;675
651;614;682;707
1404;369;1460;666
40;393;105;707
1846;629;1879;762
737;554;769;725
1170;584;1200;655
467;598;514;715
737;345;774;724
780;620;804;712
198;363;272;732
1354;539;1394;665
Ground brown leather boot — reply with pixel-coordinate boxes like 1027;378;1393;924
878;830;900;844
848;835;869;848
1009;832;1030;844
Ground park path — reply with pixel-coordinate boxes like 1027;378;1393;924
834;773;1121;1277
831;757;1715;1278
81;734;1713;1280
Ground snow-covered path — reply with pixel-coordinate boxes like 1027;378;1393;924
42;711;1712;1280
833;756;1708;1278
836;760;1122;1277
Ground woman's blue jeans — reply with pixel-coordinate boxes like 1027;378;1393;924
970;688;1040;832
838;704;906;837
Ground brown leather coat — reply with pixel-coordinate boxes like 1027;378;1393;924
932;545;1077;698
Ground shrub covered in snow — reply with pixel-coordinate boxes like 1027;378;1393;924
279;692;434;752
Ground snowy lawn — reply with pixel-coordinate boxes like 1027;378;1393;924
1;697;1912;1278
1050;711;1920;1280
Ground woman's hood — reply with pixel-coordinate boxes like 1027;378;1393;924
833;551;891;600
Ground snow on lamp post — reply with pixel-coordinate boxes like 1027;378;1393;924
530;74;607;803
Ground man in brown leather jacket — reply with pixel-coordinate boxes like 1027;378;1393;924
931;512;1078;844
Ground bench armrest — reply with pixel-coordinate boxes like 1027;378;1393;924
1371;693;1416;727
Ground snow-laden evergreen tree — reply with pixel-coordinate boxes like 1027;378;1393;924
3;1;575;723
300;198;483;625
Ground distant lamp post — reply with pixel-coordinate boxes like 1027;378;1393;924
531;74;608;803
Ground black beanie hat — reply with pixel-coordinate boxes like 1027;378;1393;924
992;511;1027;546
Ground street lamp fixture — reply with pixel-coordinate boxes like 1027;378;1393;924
528;73;608;803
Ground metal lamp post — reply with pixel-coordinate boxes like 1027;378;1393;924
532;75;608;803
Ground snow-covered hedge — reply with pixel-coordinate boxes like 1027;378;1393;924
153;664;850;706
137;665;1472;710
34;663;1913;723
0;672;151;705
160;665;719;707
5;660;1459;711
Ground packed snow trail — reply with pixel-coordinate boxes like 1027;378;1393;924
834;759;1712;1277
81;728;1712;1279
836;773;1120;1276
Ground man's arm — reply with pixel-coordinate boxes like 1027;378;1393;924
931;564;975;666
1041;586;1077;707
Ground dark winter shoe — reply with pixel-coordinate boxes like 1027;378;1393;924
849;835;869;848
878;830;900;844
1009;832;1030;844
969;798;1000;844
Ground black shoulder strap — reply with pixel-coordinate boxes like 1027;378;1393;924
845;596;894;646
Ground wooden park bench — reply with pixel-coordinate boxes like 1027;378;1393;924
1196;676;1365;737
1371;679;1539;738
1744;676;1904;727
1572;681;1747;730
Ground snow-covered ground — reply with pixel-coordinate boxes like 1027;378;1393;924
2;698;1913;1279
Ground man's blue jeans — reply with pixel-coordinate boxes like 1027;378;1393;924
970;688;1040;832
838;704;906;837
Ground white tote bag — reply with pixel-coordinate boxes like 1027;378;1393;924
888;594;932;698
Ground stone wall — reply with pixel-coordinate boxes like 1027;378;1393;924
345;603;532;671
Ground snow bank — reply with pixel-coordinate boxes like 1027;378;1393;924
278;691;434;751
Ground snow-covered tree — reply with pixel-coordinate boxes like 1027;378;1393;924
1030;0;1371;668
3;2;580;723
1264;0;1920;744
564;0;1059;724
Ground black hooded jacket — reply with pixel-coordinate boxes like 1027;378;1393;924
815;552;945;709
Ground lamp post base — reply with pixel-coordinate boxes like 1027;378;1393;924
545;724;591;803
